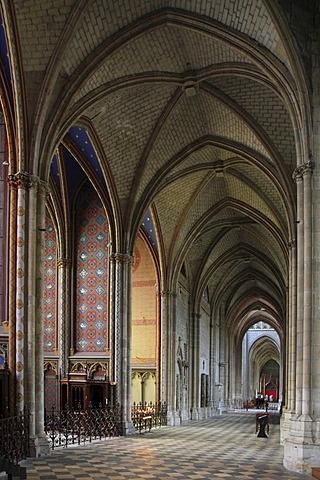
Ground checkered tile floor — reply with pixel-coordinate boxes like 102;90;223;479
22;411;313;479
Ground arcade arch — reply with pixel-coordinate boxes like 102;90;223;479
0;1;319;474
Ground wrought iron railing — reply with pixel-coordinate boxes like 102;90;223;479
131;401;167;433
0;408;29;478
0;408;30;464
44;404;123;450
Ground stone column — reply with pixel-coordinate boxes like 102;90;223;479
292;160;314;418
159;290;178;424
7;173;49;453
159;290;167;404
242;332;249;401
112;252;133;433
7;176;17;414
218;304;227;413
57;258;71;377
208;318;215;411
284;160;316;472
33;178;50;455
27;177;38;438
234;344;242;407
9;173;29;412
155;284;161;401
287;240;296;412
301;161;313;417
190;312;200;418
108;251;116;399
292;167;304;416
125;254;133;424
281;285;294;448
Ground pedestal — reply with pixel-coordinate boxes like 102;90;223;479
29;435;50;457
283;415;320;473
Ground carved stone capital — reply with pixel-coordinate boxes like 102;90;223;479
57;258;72;268
8;172;49;195
288;239;296;250
292;159;315;182
8;172;32;190
110;253;133;264
159;290;177;298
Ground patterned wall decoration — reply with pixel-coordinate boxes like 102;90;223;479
75;184;109;352
44;210;57;352
44;363;57;411
132;236;157;367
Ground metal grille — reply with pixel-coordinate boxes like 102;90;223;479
0;408;30;463
44;404;123;450
131;401;167;433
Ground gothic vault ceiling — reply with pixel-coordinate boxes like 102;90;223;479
1;0;313;339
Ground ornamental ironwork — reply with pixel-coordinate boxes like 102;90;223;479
0;407;29;476
44;403;123;450
131;401;167;433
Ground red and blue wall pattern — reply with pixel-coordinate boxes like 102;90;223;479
44;366;57;411
75;184;109;352
44;211;57;352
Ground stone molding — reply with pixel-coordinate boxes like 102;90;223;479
292;159;315;182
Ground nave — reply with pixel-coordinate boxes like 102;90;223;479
22;412;312;480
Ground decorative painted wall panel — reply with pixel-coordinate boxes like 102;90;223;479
132;235;157;366
44;365;57;411
44;210;57;352
75;184;109;352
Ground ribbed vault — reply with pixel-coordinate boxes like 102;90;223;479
0;0;313;414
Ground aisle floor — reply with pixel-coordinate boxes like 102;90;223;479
22;411;313;480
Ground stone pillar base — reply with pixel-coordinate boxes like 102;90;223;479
166;409;181;426
29;435;50;457
218;402;227;415
283;415;320;473
122;420;135;435
280;410;294;445
190;407;200;420
198;407;209;419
